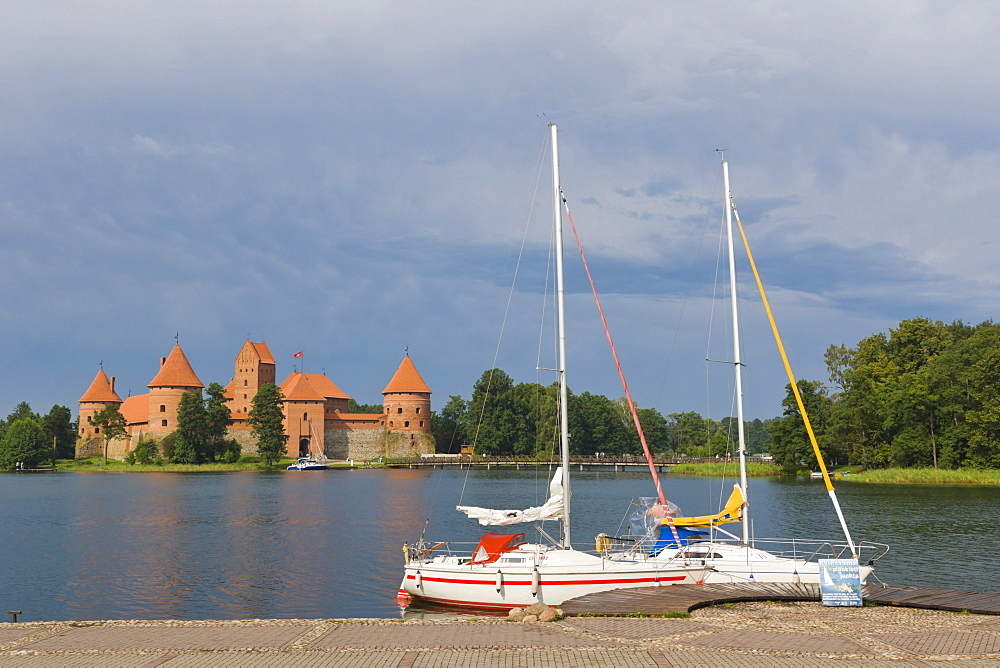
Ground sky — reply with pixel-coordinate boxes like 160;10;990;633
3;1;999;424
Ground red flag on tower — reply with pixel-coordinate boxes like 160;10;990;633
293;351;303;358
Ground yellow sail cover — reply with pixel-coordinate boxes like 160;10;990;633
666;484;745;528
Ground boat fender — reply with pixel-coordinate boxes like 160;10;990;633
595;533;610;552
402;544;410;564
495;570;503;593
414;570;422;589
531;567;540;597
792;571;801;585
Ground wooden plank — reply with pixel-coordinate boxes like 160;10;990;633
562;583;1000;617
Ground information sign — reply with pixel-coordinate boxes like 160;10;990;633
818;558;863;607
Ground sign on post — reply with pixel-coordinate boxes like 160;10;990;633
818;559;863;607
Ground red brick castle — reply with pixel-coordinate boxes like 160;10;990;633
77;340;434;461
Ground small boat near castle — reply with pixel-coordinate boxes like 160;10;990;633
287;455;329;470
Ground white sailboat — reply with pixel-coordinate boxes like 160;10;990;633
397;125;710;609
614;155;888;584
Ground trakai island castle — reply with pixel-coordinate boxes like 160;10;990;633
76;340;434;461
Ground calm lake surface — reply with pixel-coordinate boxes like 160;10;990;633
2;468;997;622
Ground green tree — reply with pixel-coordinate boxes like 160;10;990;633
127;438;159;465
42;405;77;461
568;392;631;456
767;380;835;470
173;390;208;464
248;382;287;465
0;417;49;470
348;399;384;414
432;395;469;454
205;382;233;460
90;404;127;465
465;369;519;456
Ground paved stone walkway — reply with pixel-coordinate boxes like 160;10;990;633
1;601;998;666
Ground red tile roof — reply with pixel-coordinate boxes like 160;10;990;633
382;355;431;394
280;372;350;400
280;373;326;401
328;413;383;421
245;340;276;364
120;394;148;425
148;345;204;388
79;369;123;403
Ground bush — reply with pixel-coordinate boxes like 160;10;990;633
134;438;158;465
221;439;242;463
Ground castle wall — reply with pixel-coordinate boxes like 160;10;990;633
323;427;435;461
75;436;130;460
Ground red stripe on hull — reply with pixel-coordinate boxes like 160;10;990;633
405;573;688;586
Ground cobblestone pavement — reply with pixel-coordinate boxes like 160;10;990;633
0;602;997;666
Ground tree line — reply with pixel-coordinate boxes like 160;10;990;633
0;402;77;469
431;368;771;458
0;382;293;470
767;318;1000;470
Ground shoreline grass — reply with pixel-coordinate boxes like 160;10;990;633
668;462;784;477
52;456;303;472
844;467;1000;485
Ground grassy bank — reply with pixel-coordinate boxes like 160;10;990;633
53;456;306;472
668;462;784;477
845;467;1000;485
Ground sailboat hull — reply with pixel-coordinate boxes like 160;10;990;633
399;544;709;608
649;542;878;585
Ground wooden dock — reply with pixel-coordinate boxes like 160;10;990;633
560;582;1000;616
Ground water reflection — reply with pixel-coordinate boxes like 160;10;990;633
1;469;997;622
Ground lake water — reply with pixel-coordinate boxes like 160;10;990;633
1;468;997;622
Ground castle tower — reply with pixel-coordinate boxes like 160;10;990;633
78;369;123;438
147;344;203;435
279;373;328;458
229;340;276;419
382;354;432;433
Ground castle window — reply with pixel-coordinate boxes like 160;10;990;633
87;415;92;423
303;412;308;420
244;379;248;386
162;420;168;427
389;421;394;427
95;427;100;434
416;407;421;414
244;394;248;399
80;428;84;435
397;407;403;414
160;405;166;413
404;421;409;428
419;421;424;427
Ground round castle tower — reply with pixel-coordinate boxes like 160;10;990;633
147;344;203;434
78;369;123;438
382;354;432;433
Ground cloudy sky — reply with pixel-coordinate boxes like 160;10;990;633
3;1;998;424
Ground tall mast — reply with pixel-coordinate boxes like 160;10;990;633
722;155;750;544
551;123;572;548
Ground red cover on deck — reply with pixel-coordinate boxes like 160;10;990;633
469;533;525;564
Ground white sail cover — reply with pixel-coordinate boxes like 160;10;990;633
456;467;565;526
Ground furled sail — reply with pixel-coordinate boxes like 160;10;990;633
457;467;565;526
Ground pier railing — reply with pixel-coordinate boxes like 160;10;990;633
384;455;725;469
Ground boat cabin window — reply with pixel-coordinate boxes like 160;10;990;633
681;547;723;559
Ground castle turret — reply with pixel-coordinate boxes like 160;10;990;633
147;344;203;434
79;369;123;438
279;373;328;458
382;355;432;433
229;340;276;422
